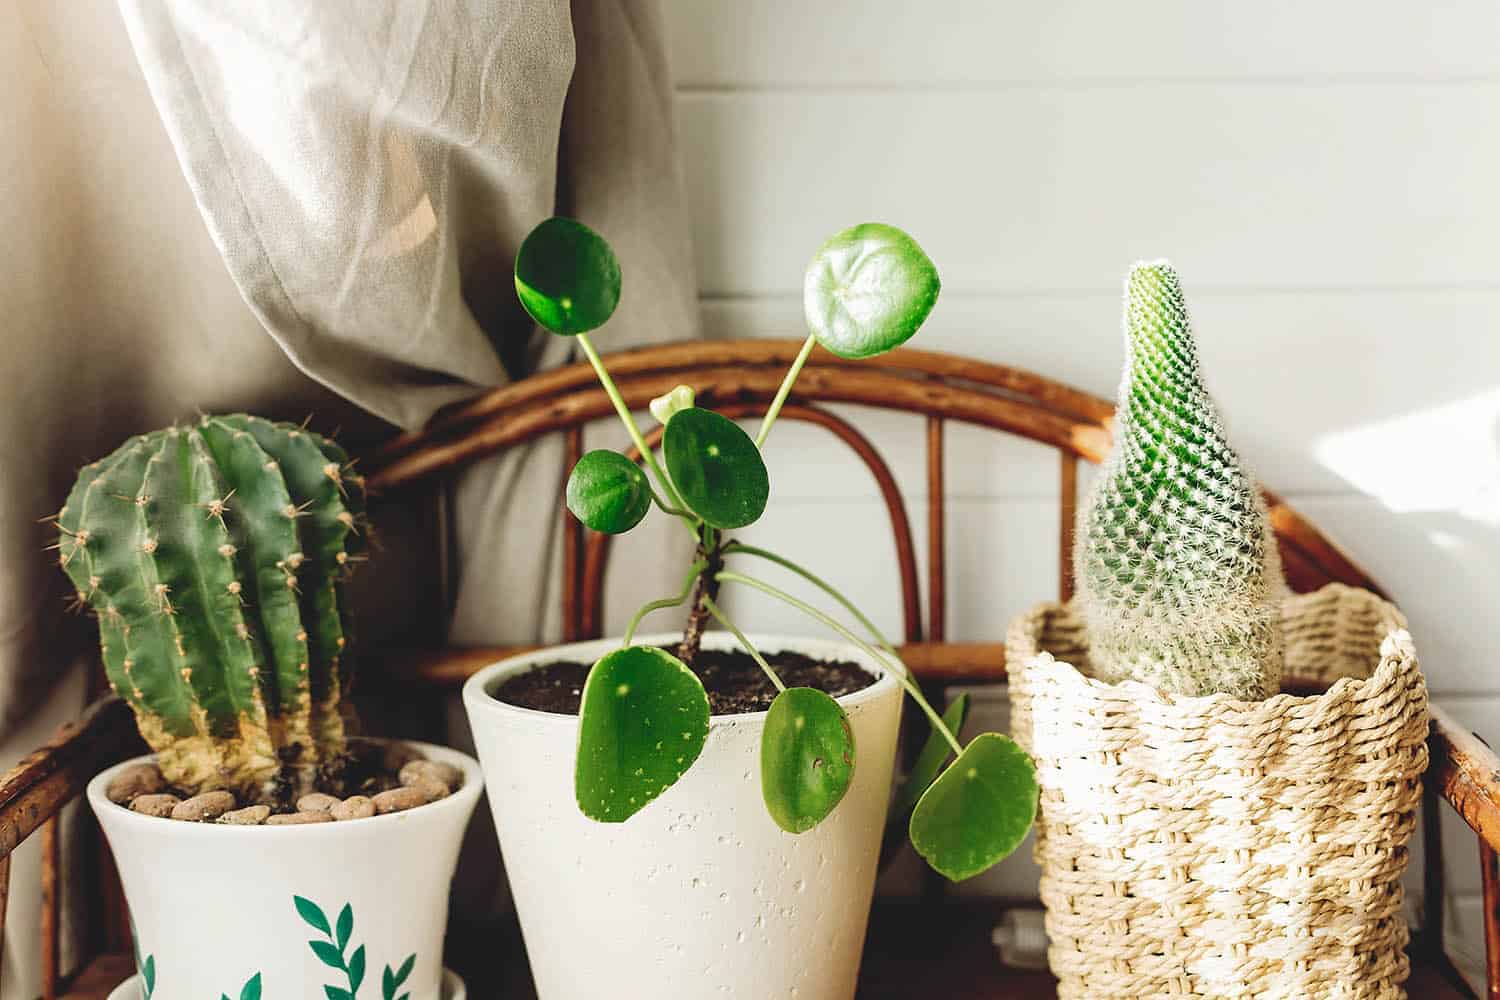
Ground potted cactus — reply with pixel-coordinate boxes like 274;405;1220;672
63;417;481;999
462;218;1039;999
1007;263;1429;999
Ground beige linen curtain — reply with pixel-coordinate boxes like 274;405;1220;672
0;0;697;994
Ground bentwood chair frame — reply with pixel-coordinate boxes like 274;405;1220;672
1;339;1495;998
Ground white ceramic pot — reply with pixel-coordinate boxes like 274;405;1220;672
463;632;903;1000
87;742;482;1000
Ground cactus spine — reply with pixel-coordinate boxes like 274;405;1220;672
57;416;366;799
1075;262;1284;700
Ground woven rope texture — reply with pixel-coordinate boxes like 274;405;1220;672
1007;584;1428;999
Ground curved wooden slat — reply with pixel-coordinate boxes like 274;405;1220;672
368;363;1113;493
372;340;1115;468
926;417;946;644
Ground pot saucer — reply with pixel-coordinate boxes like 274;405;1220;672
107;968;467;999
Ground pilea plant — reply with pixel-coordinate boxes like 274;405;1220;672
1075;261;1284;699
514;217;1038;880
55;417;367;799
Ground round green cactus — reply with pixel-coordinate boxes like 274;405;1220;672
57;416;366;799
1075;262;1285;699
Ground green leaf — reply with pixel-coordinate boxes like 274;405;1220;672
891;693;970;818
335;903;353;951
309;940;345;969
393;955;416;988
325;987;353;1000
909;732;1038;881
575;645;710;823
294;895;332;936
143;955;156;994
566;450;651;534
514;217;621;336
241;973;263;1000
348;945;366;993
760;687;856;833
663;408;769;529
803;222;940;359
383;967;396;1000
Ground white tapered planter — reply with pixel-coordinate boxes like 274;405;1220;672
463;632;903;1000
87;742;481;1000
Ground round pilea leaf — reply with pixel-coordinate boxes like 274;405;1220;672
662;407;769;529
575;645;710;823
909;732;1038;881
803;222;940;359
760;687;855;833
566;450;650;534
514;217;621;336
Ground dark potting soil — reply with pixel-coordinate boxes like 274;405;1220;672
492;647;876;716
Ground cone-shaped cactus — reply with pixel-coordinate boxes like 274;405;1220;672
56;416;366;799
1075;262;1284;699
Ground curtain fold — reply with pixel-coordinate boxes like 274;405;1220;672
3;0;697;991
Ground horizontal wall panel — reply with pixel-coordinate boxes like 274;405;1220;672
666;3;1500;87
699;291;1500;499
678;87;1500;297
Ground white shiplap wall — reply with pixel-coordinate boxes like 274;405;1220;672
654;2;1500;983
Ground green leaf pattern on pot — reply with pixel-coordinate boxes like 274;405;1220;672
909;733;1039;882
575;645;711;822
760;687;856;833
127;894;418;996
221;972;263;1000
295;894;414;999
663;407;770;529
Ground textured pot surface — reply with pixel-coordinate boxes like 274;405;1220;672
88;742;481;1000
463;632;903;1000
1007;584;1429;1000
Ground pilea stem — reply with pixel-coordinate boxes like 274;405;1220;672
754;332;817;448
701;594;786;693
576;333;687;512
716;570;964;757
623;558;709;646
677;538;724;665
722;542;897;655
647;484;693;520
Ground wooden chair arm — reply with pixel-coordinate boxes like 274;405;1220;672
1429;703;1500;855
0;697;141;860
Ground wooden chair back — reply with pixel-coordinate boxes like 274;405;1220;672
1;339;1494;998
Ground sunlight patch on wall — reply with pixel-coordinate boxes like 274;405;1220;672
1314;388;1500;527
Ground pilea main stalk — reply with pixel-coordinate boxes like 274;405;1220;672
514;217;1038;881
57;416;366;800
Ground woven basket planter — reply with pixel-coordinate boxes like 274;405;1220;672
1007;583;1428;1000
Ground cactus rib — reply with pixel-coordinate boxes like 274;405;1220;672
62;416;363;799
